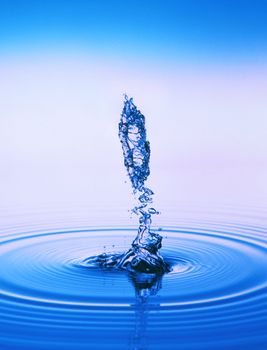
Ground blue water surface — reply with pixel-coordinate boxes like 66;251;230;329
1;204;267;349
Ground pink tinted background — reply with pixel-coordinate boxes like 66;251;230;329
0;54;266;229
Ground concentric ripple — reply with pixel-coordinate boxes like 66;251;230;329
1;222;267;349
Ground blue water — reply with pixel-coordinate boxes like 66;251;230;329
1;213;267;349
88;96;166;274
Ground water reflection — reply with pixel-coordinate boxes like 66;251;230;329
129;271;163;350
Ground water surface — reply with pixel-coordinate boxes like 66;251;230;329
1;201;267;349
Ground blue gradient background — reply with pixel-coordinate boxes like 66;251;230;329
1;1;267;349
1;0;267;59
0;0;267;214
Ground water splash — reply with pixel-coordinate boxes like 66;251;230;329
118;95;150;192
86;95;168;274
117;95;167;273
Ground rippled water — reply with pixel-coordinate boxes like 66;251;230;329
1;204;267;349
